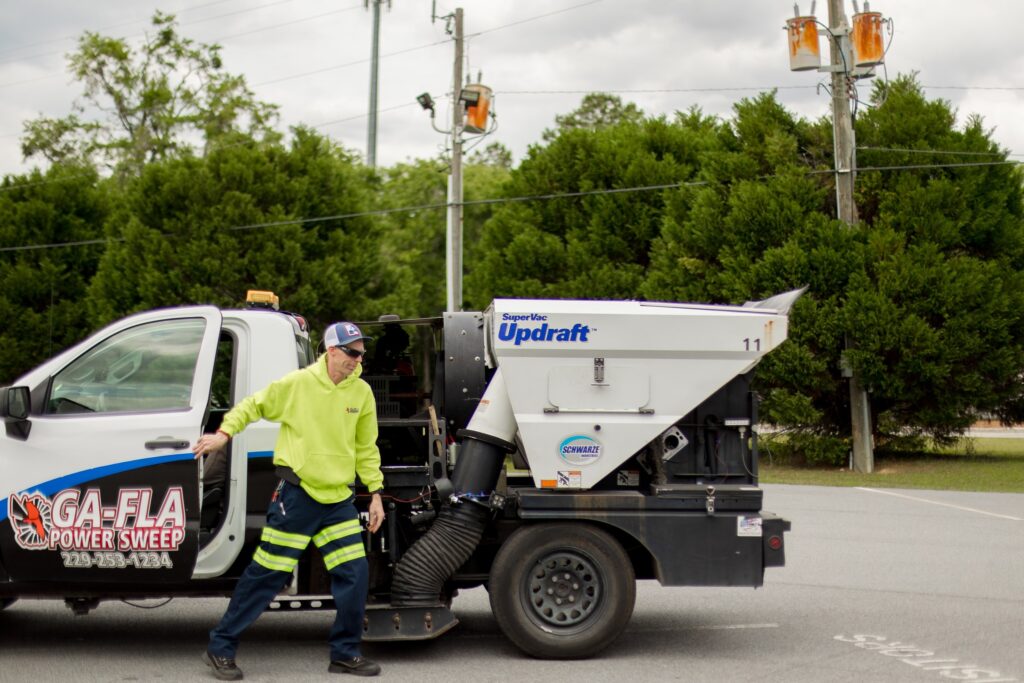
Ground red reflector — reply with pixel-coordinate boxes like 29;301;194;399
768;535;783;551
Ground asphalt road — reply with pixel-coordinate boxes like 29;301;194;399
1;484;1022;682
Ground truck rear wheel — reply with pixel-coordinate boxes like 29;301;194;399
489;523;635;659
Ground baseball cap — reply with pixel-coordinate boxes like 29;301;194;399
325;322;373;348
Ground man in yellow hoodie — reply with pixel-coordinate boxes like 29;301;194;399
193;321;385;680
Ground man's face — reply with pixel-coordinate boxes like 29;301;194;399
331;341;366;375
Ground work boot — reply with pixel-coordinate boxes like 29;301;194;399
204;650;243;680
328;656;381;676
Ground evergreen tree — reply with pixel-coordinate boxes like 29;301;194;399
0;165;108;383
467;100;715;306
87;128;398;335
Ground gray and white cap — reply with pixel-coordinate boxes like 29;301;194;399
325;322;373;347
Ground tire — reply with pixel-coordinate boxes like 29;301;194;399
0;598;17;611
488;523;635;659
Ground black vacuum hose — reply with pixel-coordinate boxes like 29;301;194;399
391;434;508;606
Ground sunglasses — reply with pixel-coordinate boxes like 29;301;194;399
335;346;365;359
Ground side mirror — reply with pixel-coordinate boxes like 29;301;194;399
1;386;32;440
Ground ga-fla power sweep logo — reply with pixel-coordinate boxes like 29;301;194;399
7;487;186;568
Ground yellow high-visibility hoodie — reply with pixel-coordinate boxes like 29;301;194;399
219;354;383;503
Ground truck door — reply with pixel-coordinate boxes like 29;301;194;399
1;307;222;584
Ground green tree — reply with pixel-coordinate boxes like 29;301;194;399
22;12;278;177
0;165;109;383
645;93;850;459
374;157;449;316
86;128;398;334
467;105;718;306
647;79;1024;457
374;151;512;317
843;76;1024;438
468;141;513;170
542;93;644;141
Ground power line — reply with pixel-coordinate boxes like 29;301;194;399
252;39;448;88
858;146;1002;156
1;179;708;253
0;171;98;193
857;145;1023;158
0;2;364;91
0;237;114;253
854;160;1019;172
502;87;818;95
0;0;238;59
178;0;299;30
4;160;1019;254
249;0;609;88
0;73;62;90
208;5;362;43
467;0;605;39
922;85;1024;91
307;101;419;130
0;0;301;68
227;179;710;233
500;83;1024;96
2;1;607;94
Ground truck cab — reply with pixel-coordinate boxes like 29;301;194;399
0;298;311;599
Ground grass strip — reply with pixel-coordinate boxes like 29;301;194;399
759;437;1024;492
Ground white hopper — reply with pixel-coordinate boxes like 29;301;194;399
480;289;803;490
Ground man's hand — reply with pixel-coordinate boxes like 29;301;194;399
367;493;385;533
193;431;229;459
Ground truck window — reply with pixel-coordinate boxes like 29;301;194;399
46;318;207;415
296;334;314;368
209;331;235;411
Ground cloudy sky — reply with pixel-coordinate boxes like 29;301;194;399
1;0;1022;175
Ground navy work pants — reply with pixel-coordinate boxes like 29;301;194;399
208;481;368;661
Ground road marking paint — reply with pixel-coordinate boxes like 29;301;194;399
835;634;1018;681
630;623;780;634
856;487;1023;521
696;623;779;630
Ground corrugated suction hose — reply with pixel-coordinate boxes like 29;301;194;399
390;435;506;606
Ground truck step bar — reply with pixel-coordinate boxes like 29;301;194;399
267;597;459;641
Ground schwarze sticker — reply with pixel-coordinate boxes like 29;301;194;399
559;435;602;465
7;487;185;569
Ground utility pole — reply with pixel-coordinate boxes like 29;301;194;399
418;5;491;313
365;0;388;168
826;0;874;473
446;7;465;312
